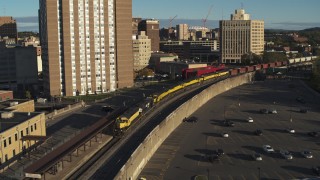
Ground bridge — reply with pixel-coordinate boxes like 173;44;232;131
16;56;319;179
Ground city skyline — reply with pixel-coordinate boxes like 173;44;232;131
1;0;320;31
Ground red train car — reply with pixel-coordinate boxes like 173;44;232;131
182;64;225;79
229;69;239;76
269;62;276;68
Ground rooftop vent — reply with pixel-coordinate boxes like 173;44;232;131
1;112;14;119
9;101;19;106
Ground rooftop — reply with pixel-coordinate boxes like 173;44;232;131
0;99;32;110
0;111;42;133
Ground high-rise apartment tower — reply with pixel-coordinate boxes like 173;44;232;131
138;19;160;52
219;9;264;64
39;0;133;96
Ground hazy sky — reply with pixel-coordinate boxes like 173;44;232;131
1;0;319;30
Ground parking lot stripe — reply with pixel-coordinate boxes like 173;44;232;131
250;173;259;180
273;171;285;180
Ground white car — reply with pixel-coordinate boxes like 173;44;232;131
262;145;274;153
252;153;263;161
301;150;313;159
280;150;293;159
247;117;254;123
270;109;277;114
286;128;295;133
221;133;229;138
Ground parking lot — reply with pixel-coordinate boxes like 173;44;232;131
140;80;320;180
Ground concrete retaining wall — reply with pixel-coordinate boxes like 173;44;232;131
115;73;254;180
45;101;85;121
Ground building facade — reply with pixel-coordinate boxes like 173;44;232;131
0;17;17;44
0;45;39;93
0;91;13;102
176;24;189;41
138;19;160;52
219;9;264;64
132;31;151;71
0;111;46;165
39;0;134;97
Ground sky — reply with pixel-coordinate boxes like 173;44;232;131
1;0;320;31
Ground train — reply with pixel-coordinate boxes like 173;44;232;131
113;60;291;134
182;64;226;79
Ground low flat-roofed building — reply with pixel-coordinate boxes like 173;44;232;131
0;111;46;166
0;99;35;113
149;52;179;71
159;61;207;78
0;91;13;102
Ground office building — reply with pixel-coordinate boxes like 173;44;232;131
0;17;17;44
160;40;219;62
219;9;264;63
138;19;160;52
0;44;39;93
133;31;151;71
176;24;189;40
39;0;134;97
132;17;142;35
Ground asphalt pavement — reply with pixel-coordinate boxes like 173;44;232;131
140;79;320;180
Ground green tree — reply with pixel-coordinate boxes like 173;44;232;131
241;53;262;65
263;51;288;63
25;91;32;99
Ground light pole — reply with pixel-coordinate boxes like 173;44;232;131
258;167;261;180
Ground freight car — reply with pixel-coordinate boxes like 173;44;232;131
114;59;290;136
182;64;226;79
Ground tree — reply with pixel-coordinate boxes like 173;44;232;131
241;53;262;65
263;51;288;63
25;91;32;99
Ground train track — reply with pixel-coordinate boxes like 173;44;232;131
69;76;228;179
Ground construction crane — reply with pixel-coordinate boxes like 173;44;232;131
168;15;178;29
202;5;213;28
168;15;177;40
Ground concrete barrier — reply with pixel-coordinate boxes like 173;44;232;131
114;73;254;180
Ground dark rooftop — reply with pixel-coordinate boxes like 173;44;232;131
0;111;42;133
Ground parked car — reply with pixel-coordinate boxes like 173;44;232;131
260;109;269;114
308;131;318;137
101;105;114;113
221;133;229;138
252;153;262;161
286;128;295;133
208;154;220;162
254;129;263;136
262;145;274;153
300;109;308;113
183;116;198;123
270;109;277;114
301;150;313;159
280;150;293;159
312;166;320;176
214;149;224;156
247;117;254;123
296;97;306;104
223;120;235;127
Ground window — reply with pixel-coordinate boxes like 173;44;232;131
4;139;7;148
34;123;37;130
21;130;23;137
13;150;15;156
26;128;29;135
15;134;18;141
31;126;33;132
8;137;11;145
